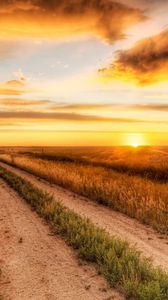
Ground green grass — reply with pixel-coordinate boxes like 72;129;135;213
0;165;168;300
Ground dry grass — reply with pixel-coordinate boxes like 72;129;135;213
22;146;168;182
0;152;168;234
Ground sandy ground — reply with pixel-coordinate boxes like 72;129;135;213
0;162;168;272
0;179;123;300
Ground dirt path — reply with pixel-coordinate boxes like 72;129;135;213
0;179;123;300
0;162;168;272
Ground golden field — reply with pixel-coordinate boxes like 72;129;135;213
0;146;168;234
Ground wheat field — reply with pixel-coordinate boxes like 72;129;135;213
0;146;168;234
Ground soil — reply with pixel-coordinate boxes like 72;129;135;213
0;178;123;300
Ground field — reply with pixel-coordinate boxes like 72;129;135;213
0;146;168;300
0;146;168;233
2;146;168;181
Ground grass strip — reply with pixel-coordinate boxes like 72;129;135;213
0;165;168;300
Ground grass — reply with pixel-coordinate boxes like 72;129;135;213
0;153;168;234
0;165;168;300
2;146;168;182
27;149;168;183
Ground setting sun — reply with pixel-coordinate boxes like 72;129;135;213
131;143;139;148
124;133;148;147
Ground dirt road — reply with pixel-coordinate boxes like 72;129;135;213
0;179;123;300
0;162;168;272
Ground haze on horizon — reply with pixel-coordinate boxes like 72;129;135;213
0;0;168;146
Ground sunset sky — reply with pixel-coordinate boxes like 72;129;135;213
0;0;168;146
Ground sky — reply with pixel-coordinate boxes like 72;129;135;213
0;0;168;146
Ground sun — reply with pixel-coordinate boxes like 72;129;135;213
124;133;148;147
131;143;139;148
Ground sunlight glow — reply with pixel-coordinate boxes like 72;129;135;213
131;143;139;148
124;133;148;147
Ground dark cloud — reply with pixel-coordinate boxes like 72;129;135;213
0;0;145;43
99;30;168;85
0;0;39;13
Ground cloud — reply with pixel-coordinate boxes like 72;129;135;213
0;123;16;126
6;80;25;87
130;104;168;111
0;79;26;96
98;29;168;85
118;0;167;9
0;70;29;96
0;110;166;124
50;103;114;111
13;68;27;83
0;0;145;43
0;111;134;122
0;0;39;13
0;98;51;106
1;98;168;113
0;86;24;96
50;102;168;113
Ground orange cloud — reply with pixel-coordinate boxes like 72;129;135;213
0;0;145;43
0;79;26;95
0;111;167;124
50;103;113;111
0;98;51;106
99;30;168;85
130;104;168;111
50;103;168;112
0;0;39;13
0;69;31;96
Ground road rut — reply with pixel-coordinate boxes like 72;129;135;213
0;179;122;300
